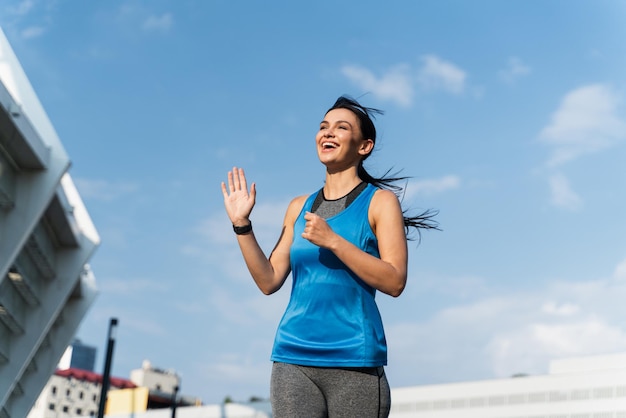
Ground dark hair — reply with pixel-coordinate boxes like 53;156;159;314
327;95;440;240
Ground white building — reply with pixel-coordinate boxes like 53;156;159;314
28;359;204;418
130;361;180;396
27;369;135;418
0;27;100;418
389;352;626;417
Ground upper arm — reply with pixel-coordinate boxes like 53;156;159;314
369;189;408;278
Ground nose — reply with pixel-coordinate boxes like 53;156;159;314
324;127;334;137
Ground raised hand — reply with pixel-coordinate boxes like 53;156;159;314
221;167;256;225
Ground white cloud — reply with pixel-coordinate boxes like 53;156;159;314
7;0;35;16
499;56;531;83
184;199;289;273
73;178;139;201
404;175;460;199
2;1;49;39
417;55;466;94
541;301;580;316
613;258;626;280
341;64;414;107
208;284;287;327
142;13;173;32
20;25;45;39
548;172;582;210
341;55;467;106
488;318;626;377
193;200;287;245
386;258;626;387
539;84;626;167
99;277;168;295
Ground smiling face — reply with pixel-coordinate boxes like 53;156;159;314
316;108;374;170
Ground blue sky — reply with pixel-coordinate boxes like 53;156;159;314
2;0;626;405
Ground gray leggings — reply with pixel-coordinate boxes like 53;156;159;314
270;362;391;418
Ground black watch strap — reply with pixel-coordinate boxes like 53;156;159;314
233;222;252;235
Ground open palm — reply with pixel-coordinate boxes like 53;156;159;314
221;167;256;224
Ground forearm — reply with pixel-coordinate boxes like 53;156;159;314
235;232;286;295
329;236;407;297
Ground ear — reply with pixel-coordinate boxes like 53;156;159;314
359;138;374;156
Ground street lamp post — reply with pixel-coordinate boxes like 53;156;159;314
171;384;179;418
97;318;119;418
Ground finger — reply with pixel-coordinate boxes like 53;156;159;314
221;181;228;198
232;166;241;190
238;167;248;193
227;170;235;192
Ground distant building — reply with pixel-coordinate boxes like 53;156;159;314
58;340;97;372
389;352;626;417
27;369;135;418
28;360;203;418
0;26;100;418
106;360;201;415
130;360;180;395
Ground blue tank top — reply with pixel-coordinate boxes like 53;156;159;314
270;183;387;367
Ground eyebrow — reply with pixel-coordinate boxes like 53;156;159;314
320;119;354;127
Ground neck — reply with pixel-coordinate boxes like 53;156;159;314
323;167;362;200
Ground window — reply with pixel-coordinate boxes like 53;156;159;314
79;391;84;399
51;386;57;395
48;404;55;410
76;408;82;415
62;406;69;413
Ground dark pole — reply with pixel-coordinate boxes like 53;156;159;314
171;385;179;418
97;318;118;418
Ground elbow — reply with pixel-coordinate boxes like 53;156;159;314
386;278;406;298
388;286;405;298
257;280;283;295
259;285;278;296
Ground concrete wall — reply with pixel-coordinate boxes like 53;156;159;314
0;27;100;418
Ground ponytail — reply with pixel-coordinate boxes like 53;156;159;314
358;162;440;241
330;95;440;241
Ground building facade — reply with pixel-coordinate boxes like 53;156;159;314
0;27;100;418
27;369;135;418
106;360;202;415
389;352;626;417
129;361;180;396
28;360;201;418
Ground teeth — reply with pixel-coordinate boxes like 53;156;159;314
322;142;337;148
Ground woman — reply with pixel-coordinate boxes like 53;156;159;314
221;96;437;417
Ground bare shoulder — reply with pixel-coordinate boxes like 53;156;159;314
369;188;403;226
369;188;406;242
371;188;401;210
284;194;309;222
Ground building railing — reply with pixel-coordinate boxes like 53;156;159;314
24;223;57;280
0;148;15;210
